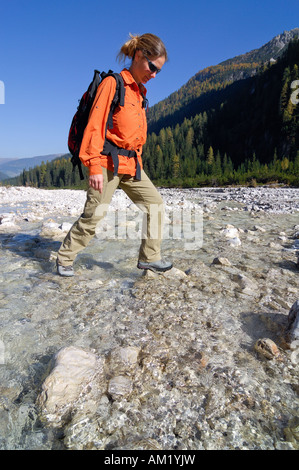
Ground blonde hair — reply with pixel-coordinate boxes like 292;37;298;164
118;33;168;62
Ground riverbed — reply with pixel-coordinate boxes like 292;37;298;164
0;185;298;450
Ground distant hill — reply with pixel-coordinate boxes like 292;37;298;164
0;154;64;180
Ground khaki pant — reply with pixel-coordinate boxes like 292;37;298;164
57;168;164;266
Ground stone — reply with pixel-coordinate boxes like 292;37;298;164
143;267;187;280
36;346;105;427
39;220;63;238
253;225;266;232
228;237;241;247
212;257;232;266
117;346;140;366
108;375;133;398
0;213;19;229
163;267;188;280
232;273;258;296
254;338;281;360
221;225;239;238
59;222;73;232
108;346;141;375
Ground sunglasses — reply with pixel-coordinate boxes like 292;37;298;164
143;54;161;74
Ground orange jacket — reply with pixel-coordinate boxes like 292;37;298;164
79;69;148;176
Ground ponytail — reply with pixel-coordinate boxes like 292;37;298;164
118;33;168;62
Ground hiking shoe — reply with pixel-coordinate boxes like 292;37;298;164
137;259;173;273
56;260;74;277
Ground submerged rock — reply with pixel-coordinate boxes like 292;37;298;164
254;338;282;360
36;346;105;427
108;375;133;398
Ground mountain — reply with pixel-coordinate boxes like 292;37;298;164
140;33;299;186
147;28;299;133
0;154;64;180
221;28;299;65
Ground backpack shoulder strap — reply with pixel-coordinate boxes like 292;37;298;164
100;72;125;129
90;69;102;98
112;72;125;107
100;71;125;105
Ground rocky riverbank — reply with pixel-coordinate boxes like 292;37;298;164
0;185;298;450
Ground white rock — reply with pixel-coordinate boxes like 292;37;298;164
59;222;73;232
108;376;133;398
37;346;104;427
108;346;141;376
212;257;232;266
117;346;140;366
0;213;19;228
43;221;60;230
143;267;187;280
228;237;241;247
253;225;266;232
221;226;239;239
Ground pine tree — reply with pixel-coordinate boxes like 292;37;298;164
39;161;47;187
172;154;180;179
206;146;214;165
155;144;163;179
280;67;291;114
281;157;289;170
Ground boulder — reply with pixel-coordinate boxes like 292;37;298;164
36;346;105;427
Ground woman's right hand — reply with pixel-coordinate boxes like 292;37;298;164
89;174;104;193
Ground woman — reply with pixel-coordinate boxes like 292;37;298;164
56;33;172;276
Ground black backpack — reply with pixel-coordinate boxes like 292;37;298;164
68;70;125;180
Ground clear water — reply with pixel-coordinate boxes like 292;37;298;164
0;187;298;450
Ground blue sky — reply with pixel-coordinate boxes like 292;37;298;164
0;0;298;159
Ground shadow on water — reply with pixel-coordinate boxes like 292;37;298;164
0;231;132;277
275;259;299;273
240;309;288;353
74;254;114;271
0;232;61;272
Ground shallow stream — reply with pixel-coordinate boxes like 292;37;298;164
0;186;298;450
